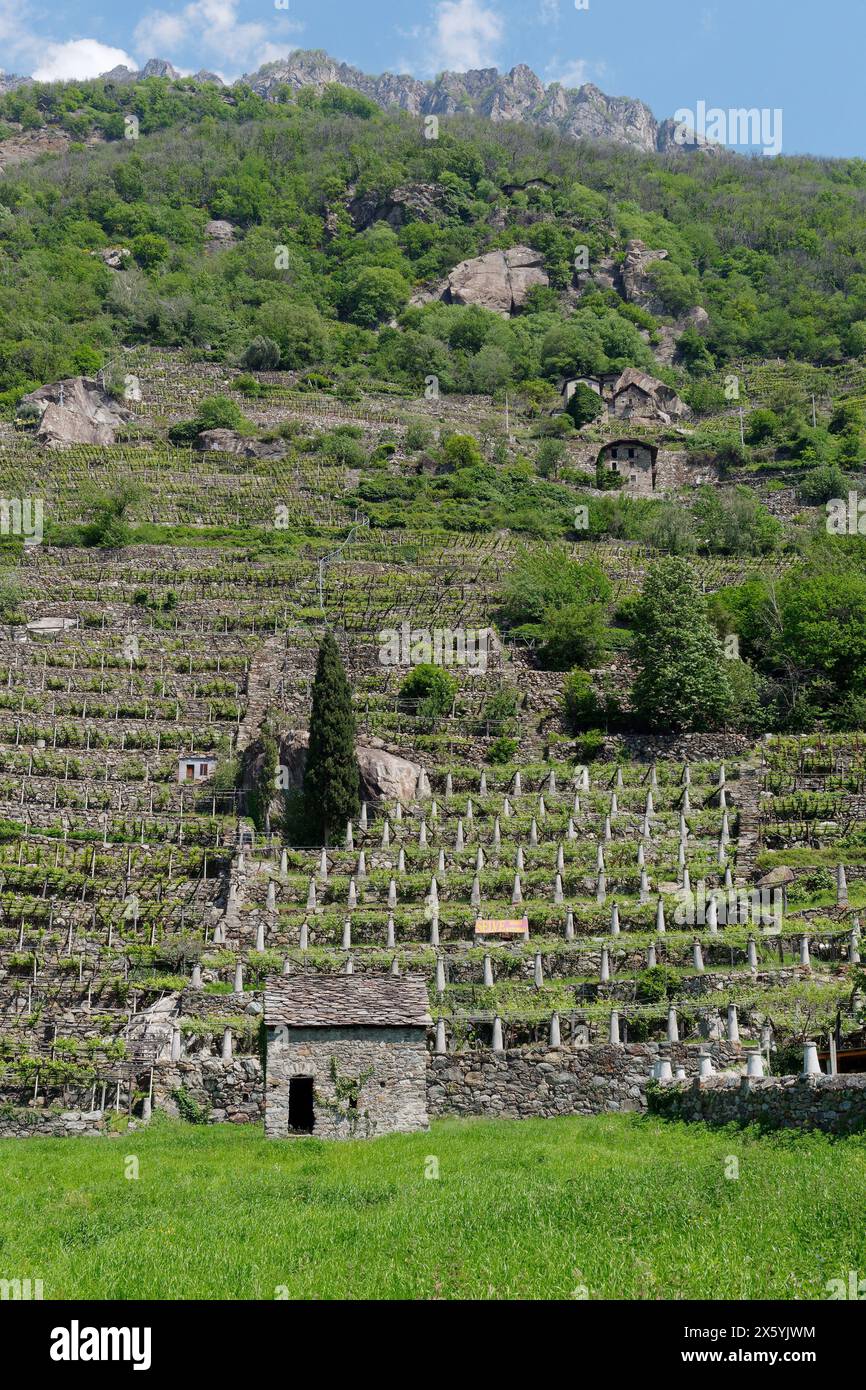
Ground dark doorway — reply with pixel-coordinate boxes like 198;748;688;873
288;1076;314;1133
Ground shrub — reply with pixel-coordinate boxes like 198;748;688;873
797;463;847;505
241;336;281;371
487;735;518;764
399;664;457;718
563;669;602;731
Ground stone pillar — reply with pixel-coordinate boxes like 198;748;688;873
483;954;494;986
170;1027;181;1062
802;1041;821;1076
692;940;704;972
799;935;810;968
610;902;620;935
837;864;848;907
435;1018;447;1054
599;947;610;984
746;1050;763;1078
608;1010;621;1046
342;918;352;950
221;1027;232;1061
191;963;202;989
727;1004;739;1044
233;961;243;994
533;953;544;987
667;1006;679;1043
549;1013;561;1048
299;920;309;950
492;1017;504;1052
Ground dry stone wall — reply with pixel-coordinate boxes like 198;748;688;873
650;1074;866;1135
427;1041;742;1120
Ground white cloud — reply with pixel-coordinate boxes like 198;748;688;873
547;58;589;88
539;0;560;24
134;0;302;78
429;0;503;72
32;40;139;82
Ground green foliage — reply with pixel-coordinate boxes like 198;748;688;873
564;382;605;428
486;735;519;763
797;463;847;504
399;664;457;719
169;395;252;443
241;336;281;371
303;632;361;844
631;557;733;732
246;722;278;833
562;669;604;732
171;1087;209;1125
499;548;611;670
80;483;143;549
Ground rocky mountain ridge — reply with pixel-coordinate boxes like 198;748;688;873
1;48;718;155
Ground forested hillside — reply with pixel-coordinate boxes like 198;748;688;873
4;73;866;406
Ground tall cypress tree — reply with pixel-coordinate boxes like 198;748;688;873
303;632;361;844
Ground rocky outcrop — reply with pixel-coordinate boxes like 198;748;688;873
279;730;423;805
347;182;447;230
91;246;130;270
125;994;181;1061
618;238;670;313
22;377;130;448
204;219;237;251
434;246;548;316
0;72;30;95
193;429;287;458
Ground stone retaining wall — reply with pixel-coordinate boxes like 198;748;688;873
151;1057;263;1123
0;1106;109;1137
426;1041;741;1120
649;1074;866;1135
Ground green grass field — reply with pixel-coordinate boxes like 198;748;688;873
1;1115;863;1300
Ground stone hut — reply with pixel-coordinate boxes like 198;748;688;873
264;974;431;1140
597;439;659;493
608;368;689;424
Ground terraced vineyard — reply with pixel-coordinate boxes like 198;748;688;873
0;517;860;1120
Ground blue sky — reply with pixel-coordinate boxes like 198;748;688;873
0;0;860;158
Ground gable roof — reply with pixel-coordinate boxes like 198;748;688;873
611;367;671;398
264;973;431;1028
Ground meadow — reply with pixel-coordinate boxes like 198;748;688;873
1;1114;863;1300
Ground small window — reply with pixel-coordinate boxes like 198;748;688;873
288;1076;314;1133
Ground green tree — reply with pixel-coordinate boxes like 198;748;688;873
302;633;361;844
631;557;734;732
254;303;328;369
564;381;605;428
241;335;281;371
